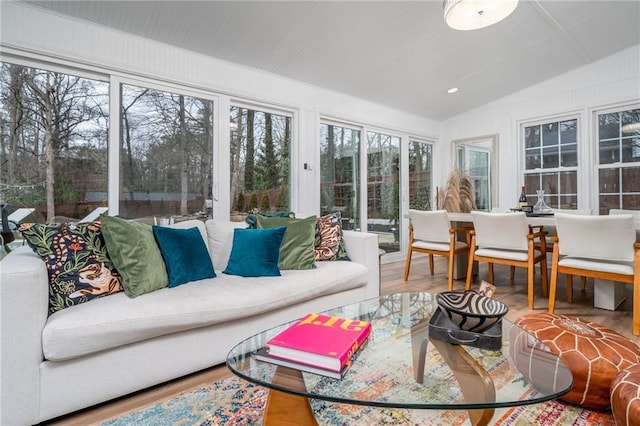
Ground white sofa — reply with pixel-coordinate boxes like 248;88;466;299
0;219;380;426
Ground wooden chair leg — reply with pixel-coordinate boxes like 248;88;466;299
429;254;435;275
549;263;558;314
540;258;548;298
488;263;494;284
403;247;413;281
510;266;515;280
465;244;476;291
527;263;535;310
566;275;573;304
580;277;586;292
633;278;640;336
447;253;455;291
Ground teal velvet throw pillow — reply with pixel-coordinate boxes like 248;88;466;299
153;225;216;287
256;215;317;270
223;227;286;277
100;214;169;298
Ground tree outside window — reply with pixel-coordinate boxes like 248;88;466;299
408;140;433;210
367;131;400;253
320;123;361;230
230;106;290;219
0;62;108;222
119;84;214;221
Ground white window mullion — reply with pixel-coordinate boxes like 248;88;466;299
108;76;122;216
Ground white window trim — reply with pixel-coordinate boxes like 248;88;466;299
590;101;640;212
518;111;587;210
108;75;219;217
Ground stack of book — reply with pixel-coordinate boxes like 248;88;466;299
255;312;371;379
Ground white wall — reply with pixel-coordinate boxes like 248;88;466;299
441;44;640;211
0;1;442;219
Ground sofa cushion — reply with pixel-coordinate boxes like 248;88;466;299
19;221;123;314
205;219;247;272
101;214;168;297
153;225;215;287
256;215;317;270
223;227;286;277
42;260;369;361
315;212;350;261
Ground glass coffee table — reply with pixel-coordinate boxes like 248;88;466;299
226;293;573;426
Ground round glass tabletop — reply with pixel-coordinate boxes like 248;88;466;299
226;292;572;417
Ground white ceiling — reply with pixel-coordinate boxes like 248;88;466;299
22;0;640;120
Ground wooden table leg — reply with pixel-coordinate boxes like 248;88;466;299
410;319;430;383
263;366;318;426
430;339;496;426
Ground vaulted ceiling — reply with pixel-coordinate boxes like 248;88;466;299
22;0;640;120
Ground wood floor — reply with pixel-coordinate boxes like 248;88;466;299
45;255;640;425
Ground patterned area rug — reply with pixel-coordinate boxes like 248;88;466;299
101;375;615;426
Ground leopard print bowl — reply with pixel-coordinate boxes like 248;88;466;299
436;291;508;333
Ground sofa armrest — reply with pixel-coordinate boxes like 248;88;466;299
1;246;49;425
342;231;380;299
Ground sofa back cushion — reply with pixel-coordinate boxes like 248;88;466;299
205;219;247;272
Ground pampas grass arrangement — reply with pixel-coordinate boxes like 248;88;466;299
436;169;477;212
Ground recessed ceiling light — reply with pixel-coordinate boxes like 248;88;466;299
448;87;459;94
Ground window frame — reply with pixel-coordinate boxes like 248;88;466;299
592;102;640;213
520;113;582;209
228;100;295;218
109;75;219;217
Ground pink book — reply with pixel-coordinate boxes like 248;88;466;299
266;313;371;372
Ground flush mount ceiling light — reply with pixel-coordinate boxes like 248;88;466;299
444;0;519;31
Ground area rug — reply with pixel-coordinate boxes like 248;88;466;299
101;375;614;426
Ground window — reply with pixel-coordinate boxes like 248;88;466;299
230;105;291;218
119;83;214;220
0;62;109;222
408;140;433;210
367;131;400;253
597;106;640;213
320;123;361;230
523;118;578;209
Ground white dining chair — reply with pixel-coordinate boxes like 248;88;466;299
548;213;640;336
404;209;470;291
609;208;640;219
466;211;548;309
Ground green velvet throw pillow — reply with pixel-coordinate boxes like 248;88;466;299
152;225;215;287
256;215;317;270
100;214;168;298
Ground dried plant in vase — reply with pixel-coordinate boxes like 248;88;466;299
435;169;477;212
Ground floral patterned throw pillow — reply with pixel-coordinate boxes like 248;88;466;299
314;213;350;261
19;221;123;314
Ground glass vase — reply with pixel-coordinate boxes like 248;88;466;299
533;189;552;214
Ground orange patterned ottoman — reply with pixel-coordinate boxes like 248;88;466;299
514;312;640;410
611;364;640;426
